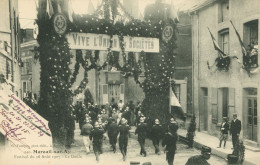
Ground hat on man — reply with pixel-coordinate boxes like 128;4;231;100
155;119;160;124
201;146;211;154
140;117;145;123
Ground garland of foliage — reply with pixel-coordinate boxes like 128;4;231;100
215;56;231;72
37;0;179;143
243;45;259;76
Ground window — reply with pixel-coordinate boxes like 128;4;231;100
219;0;229;23
4;41;8;52
244;20;258;67
219;30;229;55
23;81;27;94
21;59;32;74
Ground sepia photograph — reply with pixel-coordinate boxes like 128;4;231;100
0;0;259;164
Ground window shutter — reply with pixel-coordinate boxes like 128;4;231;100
102;84;108;104
211;88;218;124
180;83;187;113
228;88;235;121
120;84;124;103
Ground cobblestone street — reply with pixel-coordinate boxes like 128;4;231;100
67;124;227;165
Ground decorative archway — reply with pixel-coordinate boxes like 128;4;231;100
37;0;178;147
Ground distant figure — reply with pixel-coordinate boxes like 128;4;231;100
185;146;211;165
81;119;93;154
187;116;196;148
117;112;123;125
118;118;131;161
169;117;179;132
122;106;131;124
162;124;178;165
118;100;124;112
90;122;105;162
136;110;142;126
217;117;229;149
230;113;241;150
151;119;163;155
135;117;147;157
111;108;118;121
107;118;119;153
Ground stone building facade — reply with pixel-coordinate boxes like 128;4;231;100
191;0;260;147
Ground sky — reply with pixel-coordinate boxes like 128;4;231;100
18;0;194;29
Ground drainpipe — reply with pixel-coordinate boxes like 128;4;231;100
192;11;200;131
197;13;200;132
9;0;15;92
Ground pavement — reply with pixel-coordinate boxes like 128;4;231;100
64;124;226;165
178;129;260;165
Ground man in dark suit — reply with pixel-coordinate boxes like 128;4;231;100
90;122;105;162
217;117;229;149
135;117;147;157
107;118;119;153
162;123;179;165
118;118;131;161
230;113;241;150
151;119;163;155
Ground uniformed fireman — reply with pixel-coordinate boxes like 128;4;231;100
90;122;105;162
135;117;147;157
162;123;178;165
151;118;163;155
118;118;131;161
107;118;119;153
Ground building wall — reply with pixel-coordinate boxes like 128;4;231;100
191;0;260;146
0;0;21;98
20;39;39;99
175;12;192;115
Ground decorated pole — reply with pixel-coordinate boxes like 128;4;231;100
37;0;73;149
141;0;178;125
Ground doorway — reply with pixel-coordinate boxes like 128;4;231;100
200;88;208;131
244;88;258;142
108;84;120;103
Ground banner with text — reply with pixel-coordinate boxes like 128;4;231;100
66;33;159;53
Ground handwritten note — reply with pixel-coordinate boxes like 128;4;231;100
0;90;52;152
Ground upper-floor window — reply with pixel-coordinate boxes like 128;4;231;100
244;20;258;67
219;0;229;23
21;58;32;74
4;41;8;52
219;29;229;55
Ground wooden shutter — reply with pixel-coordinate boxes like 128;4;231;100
211;88;218;124
102;84;108;104
228;88;235;121
120;84;124;103
180;83;187;113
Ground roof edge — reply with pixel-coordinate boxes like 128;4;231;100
189;0;217;14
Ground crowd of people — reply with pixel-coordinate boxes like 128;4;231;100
66;100;189;164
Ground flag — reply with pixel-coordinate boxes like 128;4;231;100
169;0;179;23
230;20;247;56
88;0;95;14
46;0;54;19
207;27;226;57
68;0;74;22
170;86;185;121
